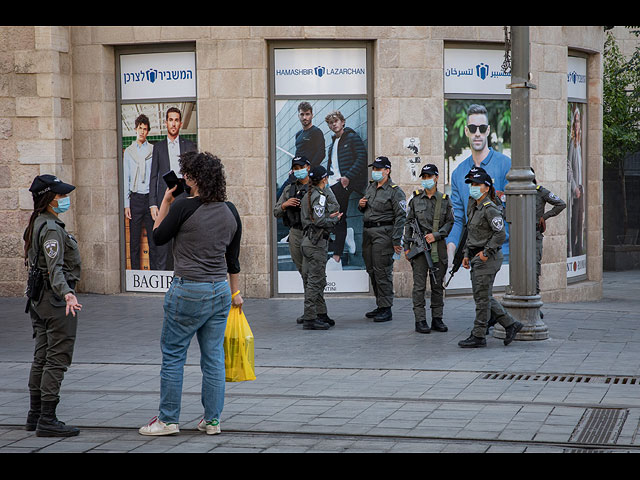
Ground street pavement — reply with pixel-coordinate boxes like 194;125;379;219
2;270;640;453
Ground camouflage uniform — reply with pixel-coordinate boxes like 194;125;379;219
464;197;517;339
300;184;340;327
535;184;566;293
27;211;81;404
403;188;454;326
360;178;407;311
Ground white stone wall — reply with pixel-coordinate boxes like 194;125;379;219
0;25;611;302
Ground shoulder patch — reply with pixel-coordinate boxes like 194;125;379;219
536;185;541;190
391;184;398;188
414;189;421;196
483;201;492;207
44;239;59;259
442;193;447;199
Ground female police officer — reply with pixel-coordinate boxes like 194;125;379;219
299;165;342;330
23;174;82;437
403;164;454;334
457;168;522;348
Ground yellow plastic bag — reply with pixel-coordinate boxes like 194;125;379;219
224;303;256;382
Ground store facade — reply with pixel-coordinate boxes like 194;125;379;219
0;26;605;303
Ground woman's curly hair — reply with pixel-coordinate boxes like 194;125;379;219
179;151;227;203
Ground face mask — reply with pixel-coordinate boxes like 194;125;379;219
372;171;383;182
293;169;308;180
52;197;71;214
421;179;435;190
469;185;484;200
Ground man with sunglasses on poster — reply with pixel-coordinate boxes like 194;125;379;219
446;104;511;283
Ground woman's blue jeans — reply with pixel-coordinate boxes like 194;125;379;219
159;277;231;424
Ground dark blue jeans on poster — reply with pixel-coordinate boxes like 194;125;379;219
159;277;231;424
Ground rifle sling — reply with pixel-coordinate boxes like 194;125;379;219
430;193;442;263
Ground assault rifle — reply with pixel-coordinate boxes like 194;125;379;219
444;224;467;288
406;217;438;284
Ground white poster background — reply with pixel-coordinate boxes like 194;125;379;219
278;270;369;294
444;48;511;95
274;48;367;96
120;51;196;100
567;56;587;100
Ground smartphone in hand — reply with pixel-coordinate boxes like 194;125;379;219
162;170;185;197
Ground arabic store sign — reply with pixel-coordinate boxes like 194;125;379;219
120;51;196;100
444;48;511;95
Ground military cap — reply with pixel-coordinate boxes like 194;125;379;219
420;164;439;176
368;156;392;169
29;174;75;197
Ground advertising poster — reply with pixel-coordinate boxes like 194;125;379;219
567;56;588;279
273;47;370;293
443;48;512;290
118;51;197;292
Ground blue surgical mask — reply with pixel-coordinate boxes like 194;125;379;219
469;185;484;200
372;171;384;182
293;169;308;180
52;196;70;214
421;179;435;190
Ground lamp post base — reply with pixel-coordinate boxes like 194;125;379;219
494;294;548;341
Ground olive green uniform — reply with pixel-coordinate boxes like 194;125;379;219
465;197;516;339
300;185;340;321
535;184;566;293
27;212;82;403
359;179;407;309
403;189;454;322
274;180;310;276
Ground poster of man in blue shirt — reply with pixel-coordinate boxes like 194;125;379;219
446;104;511;272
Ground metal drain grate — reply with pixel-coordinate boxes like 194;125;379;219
482;373;640;385
568;408;628;446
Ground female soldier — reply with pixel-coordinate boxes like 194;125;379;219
458;168;522;348
358;156;406;323
299;165;342;330
23;174;82;437
403;164;454;333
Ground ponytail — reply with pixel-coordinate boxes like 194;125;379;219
487;185;501;206
23;191;56;261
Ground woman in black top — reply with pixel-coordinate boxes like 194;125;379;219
139;151;242;436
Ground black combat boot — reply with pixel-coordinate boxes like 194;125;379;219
303;319;330;330
431;317;448;332
504;321;523;346
415;321;431;334
25;393;41;431
365;307;381;318
36;400;80;437
317;313;335;327
458;334;486;348
373;307;392;323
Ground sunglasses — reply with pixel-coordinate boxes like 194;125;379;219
467;124;489;134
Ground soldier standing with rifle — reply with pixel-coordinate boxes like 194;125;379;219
403;164;454;334
457;168;522;348
274;156;312;324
